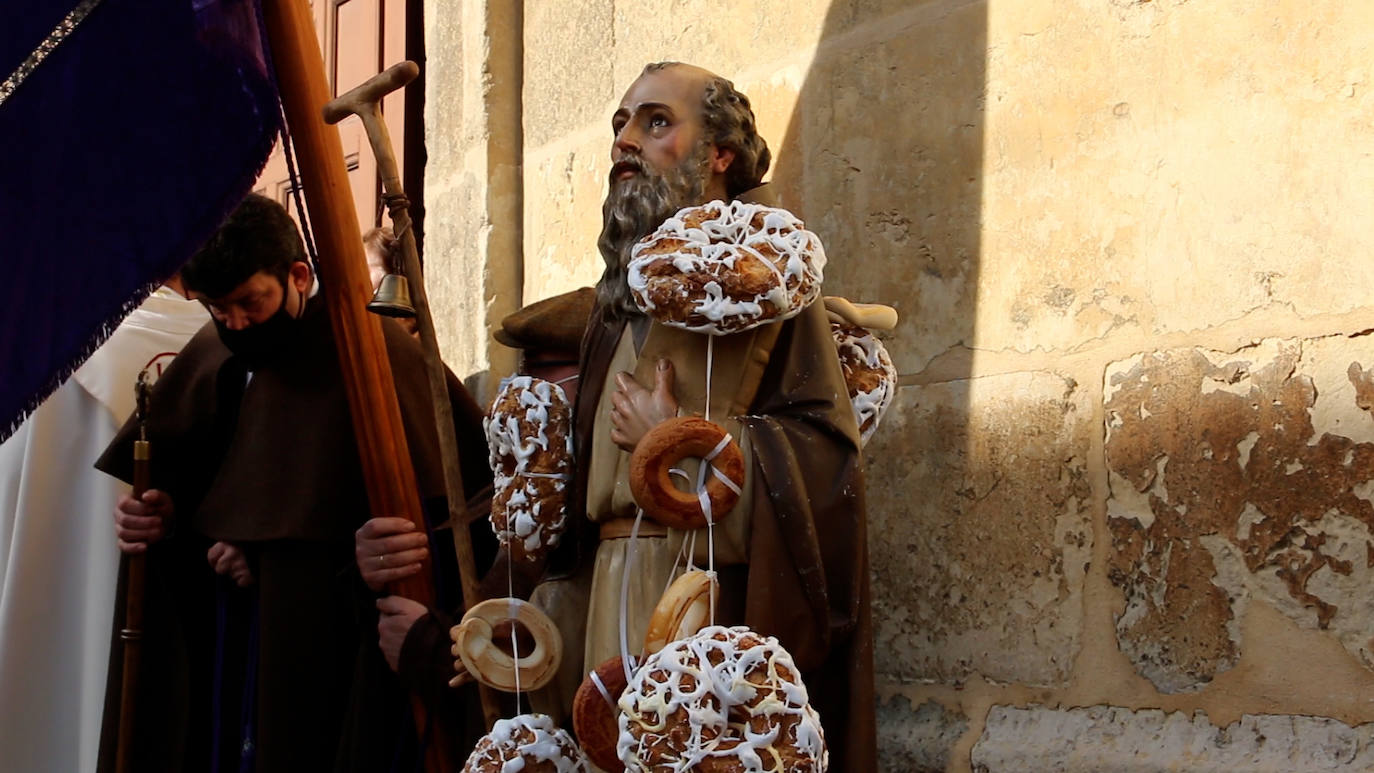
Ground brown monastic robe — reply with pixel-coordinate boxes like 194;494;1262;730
571;294;877;771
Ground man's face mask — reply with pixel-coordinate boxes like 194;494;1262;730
213;280;302;367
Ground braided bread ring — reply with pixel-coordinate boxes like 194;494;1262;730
643;569;718;656
450;597;562;693
628;417;744;530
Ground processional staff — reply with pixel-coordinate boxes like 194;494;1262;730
113;371;151;773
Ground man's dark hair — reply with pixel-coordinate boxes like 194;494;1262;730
181;193;306;298
644;62;772;198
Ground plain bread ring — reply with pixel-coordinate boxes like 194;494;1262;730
450;597;562;693
642;569;718;656
572;655;630;773
628;416;744;530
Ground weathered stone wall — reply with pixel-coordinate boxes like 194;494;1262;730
426;0;1374;768
423;0;522;396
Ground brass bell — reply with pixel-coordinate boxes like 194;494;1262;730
367;273;416;318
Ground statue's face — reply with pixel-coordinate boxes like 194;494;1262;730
609;67;708;185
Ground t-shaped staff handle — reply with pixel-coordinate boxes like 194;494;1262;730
322;60;418;196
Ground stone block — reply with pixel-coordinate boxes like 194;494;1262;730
423;0;466;151
1106;337;1374;693
605;1;835;92
522;135;610;302
971;705;1374;772
974;0;1374;352
868;371;1092;686
791;0;987;374
424;170;494;376
523;0;615;148
876;695;967;773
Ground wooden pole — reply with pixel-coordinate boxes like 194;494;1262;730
113;431;149;773
260;2;449;768
260;0;433;602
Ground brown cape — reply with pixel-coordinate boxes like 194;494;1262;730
94;297;491;772
570;300;877;771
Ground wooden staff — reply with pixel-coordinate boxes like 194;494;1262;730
114;373;151;773
324;61;503;729
260;2;448;768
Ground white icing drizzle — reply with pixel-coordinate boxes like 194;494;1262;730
627;200;827;335
616;626;828;772
484;376;575;561
831;323;897;447
461;713;589;773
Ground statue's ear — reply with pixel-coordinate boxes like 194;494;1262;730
709;144;736;175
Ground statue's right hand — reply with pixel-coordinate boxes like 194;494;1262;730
114;489;173;553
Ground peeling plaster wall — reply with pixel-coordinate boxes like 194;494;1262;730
423;0;1374;768
1106;339;1374;694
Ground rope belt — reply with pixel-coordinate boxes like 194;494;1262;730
600;517;669;540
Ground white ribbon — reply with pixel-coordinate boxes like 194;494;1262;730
515;470;573;481
590;667;615;709
618;509;646;684
506;555;523;713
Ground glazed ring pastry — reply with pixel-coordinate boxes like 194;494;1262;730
628;416;744;530
450;597;562;693
617;626;828;772
485;375;574;563
642;569;719;656
462;712;588;772
627;200;826;335
831;321;898;447
572;655;632;773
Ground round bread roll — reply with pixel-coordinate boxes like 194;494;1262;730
617;626;827;772
572;655;631;773
831;321;897;447
628;417;744;530
628;200;826;335
485;375;574;562
462;713;588;772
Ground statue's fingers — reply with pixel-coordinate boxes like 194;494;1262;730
654;358;674;391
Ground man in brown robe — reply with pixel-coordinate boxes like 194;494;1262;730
96;194;492;772
570;62;876;770
353;287;595;739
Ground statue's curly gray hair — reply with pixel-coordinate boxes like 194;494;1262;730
643;62;771;198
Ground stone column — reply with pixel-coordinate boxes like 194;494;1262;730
424;0;523;398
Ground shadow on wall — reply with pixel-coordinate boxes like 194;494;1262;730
768;2;987;770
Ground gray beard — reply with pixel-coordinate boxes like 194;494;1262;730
596;147;710;322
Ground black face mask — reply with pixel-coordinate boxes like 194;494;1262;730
213;283;302;368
